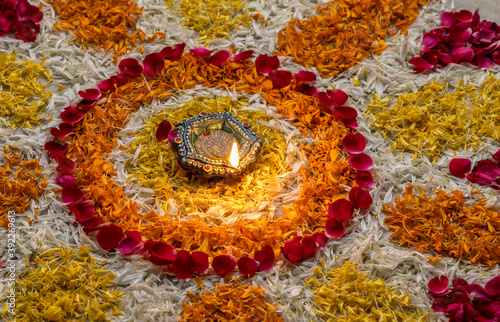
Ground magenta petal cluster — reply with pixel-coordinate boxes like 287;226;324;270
429;274;500;322
410;9;500;72
0;0;43;42
449;150;500;189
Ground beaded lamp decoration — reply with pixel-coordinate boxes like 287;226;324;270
173;112;263;176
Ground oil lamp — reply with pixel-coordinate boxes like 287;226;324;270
173;112;263;176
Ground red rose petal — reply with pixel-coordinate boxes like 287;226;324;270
342;133;366;153
17;0;43;23
172;250;195;279
282;236;317;264
255;54;280;75
156;120;172;142
476;53;496;69
449;158;472;178
485;275;500;298
325;218;345;238
349;186;373;209
409;56;435;73
355;171;374;189
327;89;349;107
317;90;349;108
77;99;97;109
97;78;115;94
61;184;83;204
453;10;473;22
208;50;231;66
422;33;440;49
328;198;354;220
348;153;373;171
159;43;186;61
451;47;474;63
60;106;85;124
212;254;236;277
97;224;124;249
68;201;94;223
268;70;292;89
493;149;500;164
191;251;209;274
14;20;36;42
190;47;213;57
466;171;495;185
50;122;74;138
475;159;500;177
254;245;274;272
44;141;68;160
82;216;103;231
428;275;449;294
296;83;318;96
331;106;358;120
311;232;328;249
294;70;316;83
343;118;359;129
56;157;75;175
232;50;254;61
237;257;259;276
55;174;75;187
118;231;143;255
143;53;164;78
118;58;143;77
441;12;454;27
449;25;472;42
78;88;100;100
168;126;177;145
0;11;18;33
493;50;500;64
149;241;177;265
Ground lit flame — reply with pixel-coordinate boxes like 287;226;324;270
229;141;239;168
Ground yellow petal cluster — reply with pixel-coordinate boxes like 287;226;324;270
166;0;250;44
366;76;500;161
0;53;52;128
305;261;426;321
5;245;123;322
127;96;291;218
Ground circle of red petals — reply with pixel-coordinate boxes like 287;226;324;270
45;44;374;277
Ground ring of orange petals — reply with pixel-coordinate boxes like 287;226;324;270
45;44;374;278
